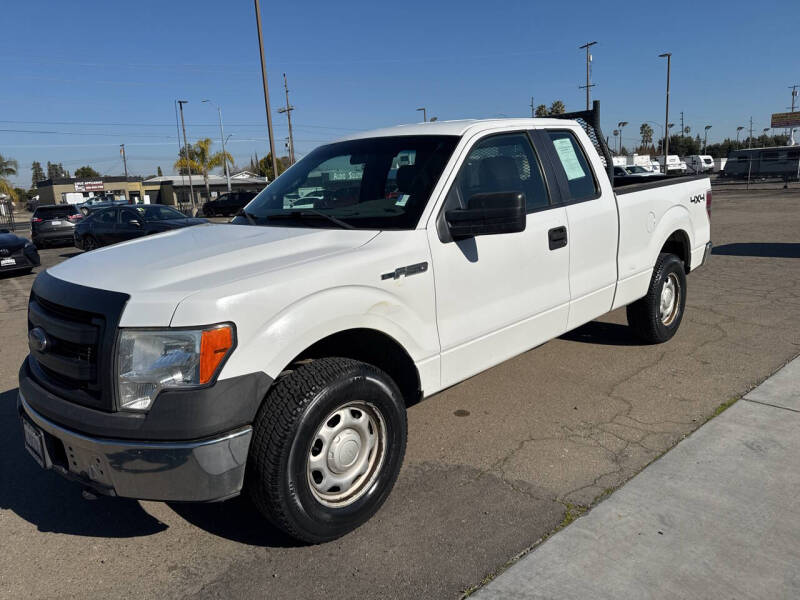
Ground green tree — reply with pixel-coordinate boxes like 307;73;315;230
31;161;45;187
174;138;234;203
46;161;67;179
639;123;654;148
549;100;565;115
255;154;291;181
74;165;100;178
157;166;163;177
534;104;549;117
0;154;19;201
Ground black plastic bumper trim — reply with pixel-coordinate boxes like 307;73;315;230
19;359;273;441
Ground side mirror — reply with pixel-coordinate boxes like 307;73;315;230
445;192;526;239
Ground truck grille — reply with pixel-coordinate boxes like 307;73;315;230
27;272;129;411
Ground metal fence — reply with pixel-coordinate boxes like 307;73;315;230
0;199;17;231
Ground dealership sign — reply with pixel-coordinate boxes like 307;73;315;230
770;112;800;128
74;180;104;192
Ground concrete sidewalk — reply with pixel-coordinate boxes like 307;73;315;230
474;357;800;600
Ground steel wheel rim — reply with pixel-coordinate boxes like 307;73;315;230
660;272;680;325
306;401;387;508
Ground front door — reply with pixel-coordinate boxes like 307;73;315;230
427;131;571;388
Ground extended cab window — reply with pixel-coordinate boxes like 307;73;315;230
447;133;549;213
546;131;598;201
237;135;458;230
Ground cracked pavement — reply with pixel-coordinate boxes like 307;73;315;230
1;189;799;599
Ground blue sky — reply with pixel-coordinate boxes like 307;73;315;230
2;0;798;187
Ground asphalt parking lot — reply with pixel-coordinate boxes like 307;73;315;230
1;189;798;599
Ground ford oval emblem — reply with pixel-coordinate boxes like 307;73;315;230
29;327;50;353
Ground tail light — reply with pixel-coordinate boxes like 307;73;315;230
68;214;82;221
706;189;712;219
31;217;43;223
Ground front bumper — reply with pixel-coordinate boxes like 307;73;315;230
18;392;252;502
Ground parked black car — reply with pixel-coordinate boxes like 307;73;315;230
31;204;83;247
202;191;258;217
74;204;208;250
0;229;40;275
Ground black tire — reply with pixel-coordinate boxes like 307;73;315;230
83;235;98;251
627;252;687;344
247;357;407;544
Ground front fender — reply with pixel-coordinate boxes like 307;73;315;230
220;285;438;384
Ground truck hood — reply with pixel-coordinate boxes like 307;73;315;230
47;224;379;326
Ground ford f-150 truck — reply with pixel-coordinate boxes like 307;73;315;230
18;103;711;543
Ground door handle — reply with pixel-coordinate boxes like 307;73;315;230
548;226;568;250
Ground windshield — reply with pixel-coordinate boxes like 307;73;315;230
628;165;647;173
233;135;459;230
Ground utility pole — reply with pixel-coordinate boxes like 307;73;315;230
659;53;672;171
680;111;684;138
277;73;296;164
203;99;232;192
120;144;128;178
579;41;597;110
177;100;196;213
704;125;712;153
254;0;279;182
174;101;186;210
416;107;427;122
530;96;535;117
789;85;798;142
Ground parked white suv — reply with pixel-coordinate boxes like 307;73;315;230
19;104;712;543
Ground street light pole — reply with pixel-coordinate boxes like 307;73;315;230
416;107;427;122
617;121;628;153
704;125;712;153
177;100;196;213
203;100;231;192
579;41;597;110
762;127;770;147
254;0;279;182
659;52;672;172
736;126;744;145
120;144;128;178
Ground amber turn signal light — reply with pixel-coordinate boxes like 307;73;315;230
199;325;234;384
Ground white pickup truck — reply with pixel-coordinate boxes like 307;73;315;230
18;103;711;543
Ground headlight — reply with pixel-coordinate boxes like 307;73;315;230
117;324;234;411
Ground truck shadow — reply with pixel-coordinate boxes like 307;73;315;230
0;388;167;538
559;320;643;346
168;498;302;548
712;243;800;258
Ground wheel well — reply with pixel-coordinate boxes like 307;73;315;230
661;230;691;272
286;328;422;406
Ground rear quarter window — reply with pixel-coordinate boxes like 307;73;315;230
546;130;598;202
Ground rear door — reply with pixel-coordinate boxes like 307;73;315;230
114;208;147;243
428;131;571;388
92;208;119;245
535;128;619;329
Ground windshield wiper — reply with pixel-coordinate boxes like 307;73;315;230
265;210;355;230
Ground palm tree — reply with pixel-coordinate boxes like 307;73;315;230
174;138;234;208
0;153;19;202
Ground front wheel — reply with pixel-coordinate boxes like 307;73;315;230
247;357;407;544
626;252;687;344
83;235;98;251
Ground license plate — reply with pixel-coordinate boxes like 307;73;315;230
50;220;62;225
0;258;15;267
23;419;46;468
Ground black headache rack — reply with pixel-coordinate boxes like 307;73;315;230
550;100;615;184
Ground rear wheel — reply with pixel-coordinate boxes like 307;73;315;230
627;252;687;344
247;357;407;544
83;235;98;251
